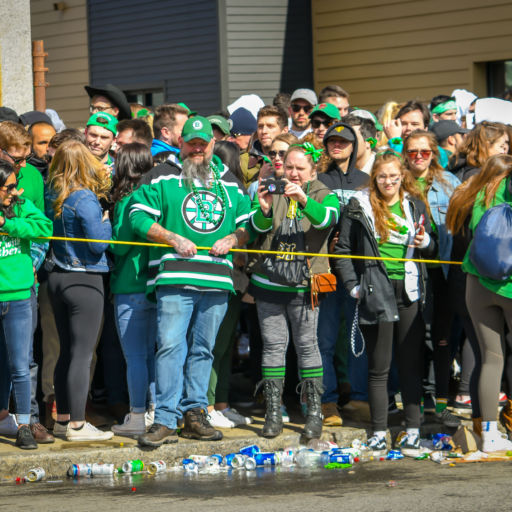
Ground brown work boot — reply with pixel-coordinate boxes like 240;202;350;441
30;422;55;444
180;408;222;441
138;423;178;447
322;402;343;427
500;399;512;439
472;417;482;437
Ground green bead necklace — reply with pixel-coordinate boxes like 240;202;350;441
190;161;227;226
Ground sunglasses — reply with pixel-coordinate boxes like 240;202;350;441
406;149;432;159
268;149;287;159
2;149;32;166
311;118;334;129
1;181;19;193
290;103;313;114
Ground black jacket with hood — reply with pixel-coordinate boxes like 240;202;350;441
333;192;437;325
317;123;370;218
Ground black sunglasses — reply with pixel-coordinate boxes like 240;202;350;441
268;150;287;159
311;118;334;129
2;149;32;166
290;103;313;114
1;180;19;193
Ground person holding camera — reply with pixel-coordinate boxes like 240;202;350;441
248;142;340;439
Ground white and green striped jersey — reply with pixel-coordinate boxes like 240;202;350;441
129;159;250;295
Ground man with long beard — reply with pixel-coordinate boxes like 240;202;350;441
129;116;251;447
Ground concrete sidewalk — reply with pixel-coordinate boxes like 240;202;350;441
0;414;366;480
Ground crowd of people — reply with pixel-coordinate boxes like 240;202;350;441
1;81;512;455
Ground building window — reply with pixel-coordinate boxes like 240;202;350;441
124;90;164;107
487;60;512;98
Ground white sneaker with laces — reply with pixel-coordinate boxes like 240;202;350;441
66;422;114;441
111;412;146;435
207;409;235;428
482;431;512;452
0;413;18;436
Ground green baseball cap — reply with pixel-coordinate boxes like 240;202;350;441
86;112;118;135
178;102;197;116
208;115;231;135
182;115;213;143
309;102;341;120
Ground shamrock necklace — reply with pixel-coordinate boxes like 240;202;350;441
190;160;227;226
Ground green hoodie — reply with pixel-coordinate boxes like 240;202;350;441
110;193;150;295
0;198;53;301
462;178;512;298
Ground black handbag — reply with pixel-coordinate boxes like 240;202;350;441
260;214;310;286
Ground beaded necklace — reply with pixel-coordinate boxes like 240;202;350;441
190;160;227;226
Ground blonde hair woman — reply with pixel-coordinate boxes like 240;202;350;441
46;140;114;442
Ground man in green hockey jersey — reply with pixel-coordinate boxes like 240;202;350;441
130;116;250;446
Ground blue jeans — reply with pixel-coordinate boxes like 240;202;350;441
29;285;40;423
317;284;368;403
114;293;156;413
0;298;33;425
154;287;228;429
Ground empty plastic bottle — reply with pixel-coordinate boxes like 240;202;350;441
295;450;323;468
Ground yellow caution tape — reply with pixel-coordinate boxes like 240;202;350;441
1;232;463;266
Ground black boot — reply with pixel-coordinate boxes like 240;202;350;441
257;379;284;438
299;378;324;439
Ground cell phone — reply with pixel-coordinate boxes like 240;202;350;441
261;178;287;194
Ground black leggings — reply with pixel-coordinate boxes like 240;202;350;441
429;267;454;400
361;279;425;431
48;270;104;421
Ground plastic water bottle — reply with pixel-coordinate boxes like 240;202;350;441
307;439;337;451
320;452;354;465
276;449;295;467
182;459;199;472
295;450;323;468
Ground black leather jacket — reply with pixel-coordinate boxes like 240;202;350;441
333;194;437;324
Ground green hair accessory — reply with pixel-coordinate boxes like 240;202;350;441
431;100;457;115
291;142;324;163
366;137;377;149
376;149;404;162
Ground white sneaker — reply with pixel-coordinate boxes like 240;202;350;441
66;422;114;442
0;413;18;436
207;409;235;428
112;413;146;436
53;422;69;439
482;431;512;452
145;409;154;429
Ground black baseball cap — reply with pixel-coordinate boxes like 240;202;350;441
323;122;356;144
430;120;468;143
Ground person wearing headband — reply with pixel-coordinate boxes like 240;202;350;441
430;95;458;122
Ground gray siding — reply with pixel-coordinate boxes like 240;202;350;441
88;0;221;114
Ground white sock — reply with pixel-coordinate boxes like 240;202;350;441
483;421;498;433
406;428;420;437
374;430;386;440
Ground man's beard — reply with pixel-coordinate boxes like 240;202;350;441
182;156;212;186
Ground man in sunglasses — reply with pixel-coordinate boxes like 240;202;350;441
288;88;318;139
309;103;341;142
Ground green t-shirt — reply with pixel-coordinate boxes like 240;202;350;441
379;201;408;280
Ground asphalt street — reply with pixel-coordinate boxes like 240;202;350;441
2;458;510;512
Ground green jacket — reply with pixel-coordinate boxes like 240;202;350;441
249;179;339;293
110;193;150;295
0;199;53;301
18;163;44;211
462;178;512;298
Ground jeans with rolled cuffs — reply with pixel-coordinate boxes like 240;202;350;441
154;286;228;429
114;293;156;413
0;298;33;425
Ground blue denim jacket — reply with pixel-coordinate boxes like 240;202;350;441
48;189;112;272
427;171;461;276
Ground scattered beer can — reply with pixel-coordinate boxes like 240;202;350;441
147;461;166;475
25;468;45;482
